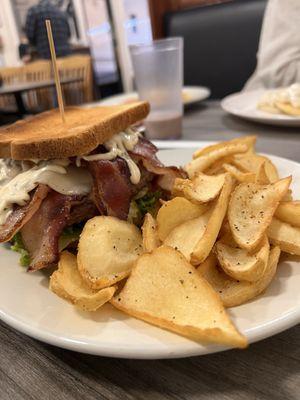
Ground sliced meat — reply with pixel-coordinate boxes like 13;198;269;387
0;185;49;243
88;158;132;220
67;197;98;226
21;191;74;271
130;137;186;191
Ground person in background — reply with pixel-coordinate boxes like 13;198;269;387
18;29;32;64
25;0;71;60
244;0;300;90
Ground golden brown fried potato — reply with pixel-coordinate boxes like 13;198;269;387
193;136;256;159
223;163;256;183
215;236;270;282
142;213;160;252
50;252;116;311
173;173;226;204
156;197;208;241
275;201;300;227
191;174;234;265
164;211;211;262
111;246;247;348
275;102;300;116
233;154;279;183
267;218;300;255
198;247;280;307
185;143;249;178
78;216;143;289
228;177;291;250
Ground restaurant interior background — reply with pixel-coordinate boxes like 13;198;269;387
0;0;267;125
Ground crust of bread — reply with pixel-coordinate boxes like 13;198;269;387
0;102;149;160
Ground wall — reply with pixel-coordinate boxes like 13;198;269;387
0;0;20;66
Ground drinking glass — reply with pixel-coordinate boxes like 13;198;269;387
130;37;183;139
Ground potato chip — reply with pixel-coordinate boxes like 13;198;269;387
142;213;160;252
215;236;270;282
198;247;280;307
282;189;293;202
173;173;226;204
191;174;234;265
223;163;255;183
185;143;249;178
228;177;291;250
233;154;279;182
275;201;300;227
50;252;116;311
78;216;143;289
193;136;256;159
267;218;300;255
157;197;207;241
164;211;211;262
255;161;270;185
111;246;247;348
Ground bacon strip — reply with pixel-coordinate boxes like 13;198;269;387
88;158;132;220
130;137;186;191
21;191;74;271
0;185;49;243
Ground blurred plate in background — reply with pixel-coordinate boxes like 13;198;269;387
222;90;300;127
98;86;210;107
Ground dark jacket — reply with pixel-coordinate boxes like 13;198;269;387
25;0;71;59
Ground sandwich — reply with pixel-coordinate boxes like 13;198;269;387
0;102;183;270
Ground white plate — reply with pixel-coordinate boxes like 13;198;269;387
0;148;300;359
98;86;210;107
222;90;300;127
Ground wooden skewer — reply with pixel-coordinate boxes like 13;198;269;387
45;19;66;123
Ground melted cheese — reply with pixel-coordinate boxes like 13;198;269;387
0;161;92;225
77;128;141;184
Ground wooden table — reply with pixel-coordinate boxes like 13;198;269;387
0;77;83;116
1;101;299;400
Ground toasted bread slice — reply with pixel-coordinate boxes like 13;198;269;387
0;102;149;160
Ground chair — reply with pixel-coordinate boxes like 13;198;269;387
57;55;94;105
0;66;24;111
23;60;53;111
164;0;267;98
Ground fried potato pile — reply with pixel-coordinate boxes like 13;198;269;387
49;135;299;349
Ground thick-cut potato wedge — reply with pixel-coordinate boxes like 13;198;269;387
267;218;300;255
223;163;255;183
255;161;270;185
275;201;300;227
111;246;247;348
191;174;234;265
275;102;300;116
173;173;226;204
164;211;211;262
142;213;160;252
157;197;208;241
228;177;291;250
193;136;256;159
233;154;279;182
185;143;249;178
78;216;143;289
282;189;293;202
215;236;270;282
198;247;280;307
50;252;116;311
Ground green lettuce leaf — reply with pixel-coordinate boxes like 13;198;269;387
10;232;30;267
58;225;82;251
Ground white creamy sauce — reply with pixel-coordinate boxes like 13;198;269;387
0;129;141;225
260;83;300;108
0;161;92;225
77;128;141;184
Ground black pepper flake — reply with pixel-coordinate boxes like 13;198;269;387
179;279;184;284
118;298;121;302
